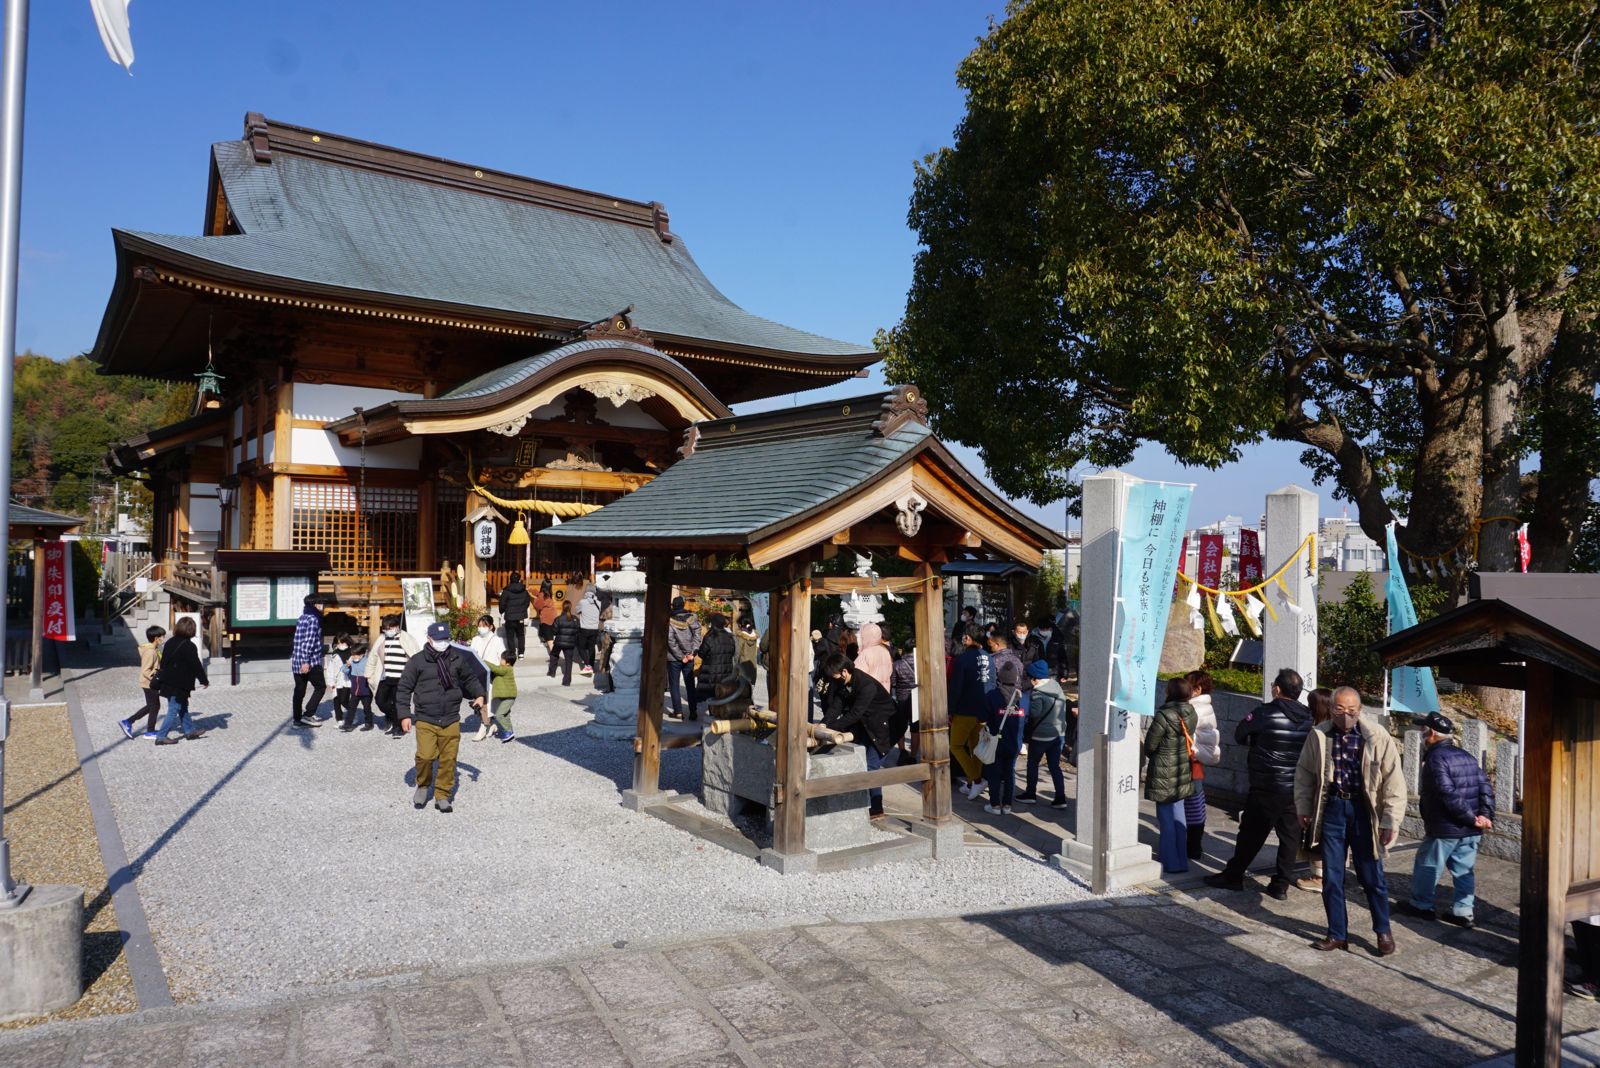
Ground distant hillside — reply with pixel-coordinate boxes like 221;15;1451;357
10;353;193;524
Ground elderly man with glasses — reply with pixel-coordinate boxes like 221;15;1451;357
1293;686;1408;956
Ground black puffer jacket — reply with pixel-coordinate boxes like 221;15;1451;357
697;626;736;687
550;612;583;650
395;645;485;727
891;652;917;703
823;670;902;755
1420;741;1496;838
1235;696;1313;795
157;638;208;697
497;579;531;622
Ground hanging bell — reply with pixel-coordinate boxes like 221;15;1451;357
507;516;531;546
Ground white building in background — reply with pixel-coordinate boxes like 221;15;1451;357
1320;516;1386;572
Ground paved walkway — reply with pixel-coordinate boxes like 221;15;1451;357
10;624;1600;1065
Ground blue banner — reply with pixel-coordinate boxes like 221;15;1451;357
1110;479;1194;715
1386;524;1440;714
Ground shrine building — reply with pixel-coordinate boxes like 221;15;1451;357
94;114;877;633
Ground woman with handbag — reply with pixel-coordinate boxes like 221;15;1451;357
979;658;1030;814
1183;670;1223;858
1143;676;1198;873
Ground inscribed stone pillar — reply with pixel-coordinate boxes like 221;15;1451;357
1458;717;1489;768
1493;740;1519;814
1403;729;1423;797
1263;485;1319;699
1054;472;1163;890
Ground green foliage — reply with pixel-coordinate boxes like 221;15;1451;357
1319;572;1449;694
881;0;1600;561
1574;494;1600;573
9;353;193;520
1023;551;1066;623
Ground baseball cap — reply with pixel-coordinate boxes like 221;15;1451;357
1418;711;1454;735
426;622;450;641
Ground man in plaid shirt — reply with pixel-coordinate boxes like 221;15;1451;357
291;595;327;729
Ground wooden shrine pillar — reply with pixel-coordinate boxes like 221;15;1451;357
272;378;293;549
1517;661;1568;1067
914;561;952;826
764;556;814;870
462;491;486;609
417;478;437;571
624;554;672;806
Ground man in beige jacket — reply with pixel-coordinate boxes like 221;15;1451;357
1294;686;1408;956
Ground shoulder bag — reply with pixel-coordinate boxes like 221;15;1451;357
974;689;1019;764
1179;713;1204;782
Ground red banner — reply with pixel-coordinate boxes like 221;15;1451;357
40;541;76;643
1238;529;1263;586
1517;524;1531;573
1197;534;1225;590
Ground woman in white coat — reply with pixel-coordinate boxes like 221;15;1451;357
470;613;506;740
1184;670;1223;859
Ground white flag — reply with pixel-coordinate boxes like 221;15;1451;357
90;0;135;72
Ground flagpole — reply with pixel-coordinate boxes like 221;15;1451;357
0;0;31;908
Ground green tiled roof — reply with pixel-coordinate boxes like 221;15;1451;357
543;417;932;545
8;503;82;529
118;136;873;360
441;339;668;401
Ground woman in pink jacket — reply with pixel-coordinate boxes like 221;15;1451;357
854;622;894;692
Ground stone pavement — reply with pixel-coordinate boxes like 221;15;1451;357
3;880;1597;1067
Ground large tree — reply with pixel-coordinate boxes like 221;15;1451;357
881;0;1600;571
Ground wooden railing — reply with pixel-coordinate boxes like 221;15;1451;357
162;552;226;605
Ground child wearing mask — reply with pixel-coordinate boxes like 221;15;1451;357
366;613;420;738
470;613;506;741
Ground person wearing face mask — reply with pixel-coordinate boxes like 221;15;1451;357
469;614;506;741
366;612;420;738
397;622;489;813
290;595;329;729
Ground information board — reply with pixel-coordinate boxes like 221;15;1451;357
229;575;318;629
233;577;273;622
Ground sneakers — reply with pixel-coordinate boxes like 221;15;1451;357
140;731;159;740
473;724;491;742
1567;980;1600;1001
413;786;429;809
183;731;208;741
1396;901;1435;920
359;723;374;731
294;719;321;729
118;719;135;740
1014;793;1039;805
1265;881;1290;901
1295;876;1324;893
1203;873;1245;891
497;729;515;743
984;804;1004;815
435;798;453;813
1002;806;1014;815
1050;798;1070;810
1440;913;1474;930
963;780;987;801
154;737;179;746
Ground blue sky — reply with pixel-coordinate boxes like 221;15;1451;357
16;0;1340;531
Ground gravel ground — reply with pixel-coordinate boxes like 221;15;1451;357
0;704;138;1029
67;631;1107;1004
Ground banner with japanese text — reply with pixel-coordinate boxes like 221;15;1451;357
40;541;77;643
1385;524;1439;714
1110;479;1194;716
1238;529;1263;585
1196;534;1224;590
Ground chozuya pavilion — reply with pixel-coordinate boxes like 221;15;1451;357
94;113;877;634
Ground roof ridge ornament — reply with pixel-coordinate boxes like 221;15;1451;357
245;112;271;163
576;305;657;348
872;384;929;438
678;425;700;460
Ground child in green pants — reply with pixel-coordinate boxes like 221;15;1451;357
488;652;518;743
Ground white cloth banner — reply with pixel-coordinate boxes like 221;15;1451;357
90;0;135;71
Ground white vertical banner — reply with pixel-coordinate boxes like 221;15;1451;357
89;0;135;71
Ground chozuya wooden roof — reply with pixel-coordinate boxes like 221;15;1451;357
8;502;83;540
541;385;1064;568
89;113;877;402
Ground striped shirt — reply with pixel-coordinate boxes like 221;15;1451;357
382;640;410;681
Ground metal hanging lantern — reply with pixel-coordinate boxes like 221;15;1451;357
195;359;226;407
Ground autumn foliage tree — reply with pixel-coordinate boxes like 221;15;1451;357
879;0;1600;571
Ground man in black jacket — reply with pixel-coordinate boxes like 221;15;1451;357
819;651;903;819
397;622;488;813
1205;668;1313;898
497;572;531;657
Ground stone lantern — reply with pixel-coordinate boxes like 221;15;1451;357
588;553;648;739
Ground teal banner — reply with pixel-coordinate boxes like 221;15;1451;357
1386;524;1440;714
1110;479;1194;716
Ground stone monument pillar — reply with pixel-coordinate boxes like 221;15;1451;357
839;553;884;629
1263;485;1319;698
588;554;647;740
1055;471;1163;890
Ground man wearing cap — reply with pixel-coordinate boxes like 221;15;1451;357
396;622;488;813
1294;685;1408;955
1398;712;1495;929
290;594;327;729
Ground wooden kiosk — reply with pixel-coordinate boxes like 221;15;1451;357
542;387;1062;871
1373;572;1600;1067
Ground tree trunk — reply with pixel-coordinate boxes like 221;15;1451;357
1478;293;1524;572
1529;311;1600;572
1402;366;1483;565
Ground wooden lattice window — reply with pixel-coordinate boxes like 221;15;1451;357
291;481;419;575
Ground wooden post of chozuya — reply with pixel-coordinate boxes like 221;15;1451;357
624;554;672;807
1516;660;1567;1068
914;561;952;825
766;557;814;869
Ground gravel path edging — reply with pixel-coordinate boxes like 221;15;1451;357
60;646;174;1011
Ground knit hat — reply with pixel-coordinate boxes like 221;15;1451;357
1026;659;1050;680
997;658;1022;687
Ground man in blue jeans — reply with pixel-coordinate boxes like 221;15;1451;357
1294;686;1408;956
1397;712;1495;929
